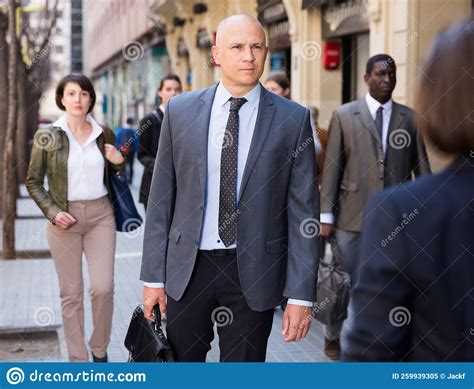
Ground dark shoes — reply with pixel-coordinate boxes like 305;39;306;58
92;353;108;362
324;338;341;361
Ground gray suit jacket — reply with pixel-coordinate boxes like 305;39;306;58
321;98;430;232
140;84;320;311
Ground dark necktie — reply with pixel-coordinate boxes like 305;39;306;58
375;106;384;141
218;97;247;247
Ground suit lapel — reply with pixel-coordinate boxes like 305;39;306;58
356;98;381;145
238;86;276;201
194;84;218;198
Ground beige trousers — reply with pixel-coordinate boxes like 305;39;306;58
47;196;116;362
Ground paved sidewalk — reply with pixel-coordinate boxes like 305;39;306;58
0;160;328;362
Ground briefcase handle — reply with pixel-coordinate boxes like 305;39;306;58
152;304;162;330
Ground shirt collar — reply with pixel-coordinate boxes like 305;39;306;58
365;92;393;117
214;81;261;110
53;114;103;146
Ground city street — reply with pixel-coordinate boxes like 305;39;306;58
0;161;328;362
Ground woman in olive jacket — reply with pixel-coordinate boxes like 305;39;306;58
26;74;125;362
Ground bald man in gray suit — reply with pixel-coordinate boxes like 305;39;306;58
140;14;319;362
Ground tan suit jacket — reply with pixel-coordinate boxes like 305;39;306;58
321;98;430;232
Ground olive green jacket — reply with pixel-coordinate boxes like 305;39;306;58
26;126;125;223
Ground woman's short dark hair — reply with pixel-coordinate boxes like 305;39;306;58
415;19;473;154
158;73;182;92
266;72;290;90
55;74;96;113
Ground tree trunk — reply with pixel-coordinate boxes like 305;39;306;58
0;13;8;219
16;66;27;184
2;0;19;259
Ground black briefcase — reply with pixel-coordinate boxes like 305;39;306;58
124;304;175;362
313;238;351;325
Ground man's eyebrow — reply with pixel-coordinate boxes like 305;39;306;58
227;41;264;46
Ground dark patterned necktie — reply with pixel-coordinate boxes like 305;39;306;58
218;97;247;247
375;106;384;141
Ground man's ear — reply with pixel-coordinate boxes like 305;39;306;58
363;74;369;85
211;45;220;66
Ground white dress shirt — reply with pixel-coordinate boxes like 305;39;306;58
53;115;108;201
320;93;393;225
199;82;260;249
364;92;392;155
145;82;312;307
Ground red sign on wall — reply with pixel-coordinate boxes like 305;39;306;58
323;42;340;70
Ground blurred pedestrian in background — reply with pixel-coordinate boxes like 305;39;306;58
320;53;431;360
265;71;291;99
115;117;139;183
343;19;474;362
26;74;125;362
138;73;182;211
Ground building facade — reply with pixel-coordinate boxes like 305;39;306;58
38;0;72;121
83;0;171;128
149;0;472;169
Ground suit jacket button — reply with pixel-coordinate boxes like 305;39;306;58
379;159;384;164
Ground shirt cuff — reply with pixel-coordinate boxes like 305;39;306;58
320;212;335;224
144;282;165;288
287;299;313;307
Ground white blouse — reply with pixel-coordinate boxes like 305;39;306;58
52;115;108;201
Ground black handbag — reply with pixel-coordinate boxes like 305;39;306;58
124;304;175;362
313;238;351;325
102;129;142;232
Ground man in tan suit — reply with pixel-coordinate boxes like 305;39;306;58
320;54;431;360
